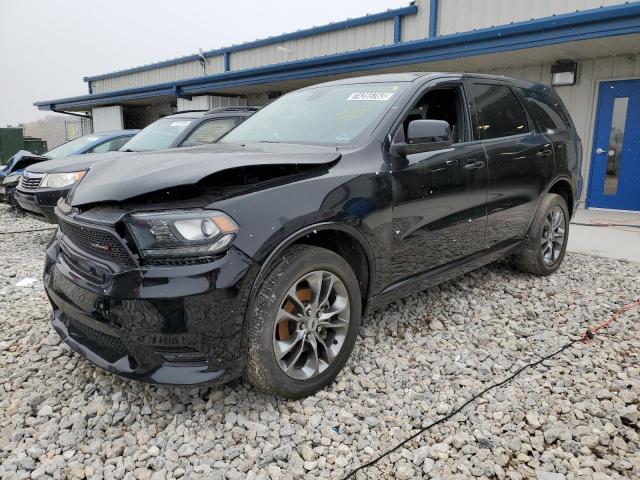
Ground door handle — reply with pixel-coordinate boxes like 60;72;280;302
536;149;553;158
464;160;486;170
595;148;606;155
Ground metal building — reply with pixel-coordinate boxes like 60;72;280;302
35;0;640;211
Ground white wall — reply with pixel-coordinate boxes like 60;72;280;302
438;0;626;35
90;56;225;94
481;53;640;203
230;20;395;71
401;0;431;41
92;106;124;132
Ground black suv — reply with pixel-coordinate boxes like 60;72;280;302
44;73;581;398
16;107;257;223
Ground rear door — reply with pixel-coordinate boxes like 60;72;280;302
468;81;554;248
389;80;488;283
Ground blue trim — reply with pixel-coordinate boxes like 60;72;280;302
83;5;418;83
37;3;640;111
393;15;402;43
223;51;230;72
429;0;438;37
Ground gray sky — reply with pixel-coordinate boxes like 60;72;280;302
0;0;407;126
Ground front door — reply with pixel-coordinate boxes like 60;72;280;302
389;83;488;283
588;79;640;211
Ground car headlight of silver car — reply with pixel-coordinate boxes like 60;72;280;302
40;171;86;189
124;210;239;258
2;174;21;186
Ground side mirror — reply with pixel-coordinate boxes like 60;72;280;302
392;119;453;156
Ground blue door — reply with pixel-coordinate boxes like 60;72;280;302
588;80;640;210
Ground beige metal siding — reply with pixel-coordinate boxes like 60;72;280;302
229;20;395;71
480;54;640;203
92;106;124;132
438;0;625;35
401;0;431;40
91;56;225;94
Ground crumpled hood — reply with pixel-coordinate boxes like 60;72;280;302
70;142;341;206
2;150;48;175
26;151;123;174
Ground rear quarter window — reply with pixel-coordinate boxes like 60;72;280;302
521;89;570;134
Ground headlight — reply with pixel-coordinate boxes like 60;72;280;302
124;210;239;258
40;171;86;189
2;174;21;186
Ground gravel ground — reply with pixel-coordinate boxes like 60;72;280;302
1;203;639;480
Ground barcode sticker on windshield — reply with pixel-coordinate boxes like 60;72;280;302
170;121;191;127
347;92;394;101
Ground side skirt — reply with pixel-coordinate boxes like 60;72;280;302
368;240;523;312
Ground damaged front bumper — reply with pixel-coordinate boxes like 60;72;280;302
44;228;259;386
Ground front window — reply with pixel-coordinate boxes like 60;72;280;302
120;117;195;152
45;134;107;158
221;82;408;146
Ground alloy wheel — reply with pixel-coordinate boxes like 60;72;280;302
272;270;350;380
541;206;566;266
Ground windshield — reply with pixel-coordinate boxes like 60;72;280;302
45;134;106;158
120;117;195;151
221;82;407;146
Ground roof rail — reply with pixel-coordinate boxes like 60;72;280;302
206;106;260;114
171;109;209;114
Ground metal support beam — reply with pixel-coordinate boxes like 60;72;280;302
393;15;402;43
429;0;439;37
224;51;230;72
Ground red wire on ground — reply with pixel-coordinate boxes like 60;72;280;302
581;298;640;341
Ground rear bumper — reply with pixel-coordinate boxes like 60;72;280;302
44;232;259;386
15;188;69;223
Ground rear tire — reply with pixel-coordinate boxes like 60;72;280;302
244;245;361;399
514;193;569;276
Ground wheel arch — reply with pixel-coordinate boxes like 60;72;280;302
247;222;376;317
546;176;575;216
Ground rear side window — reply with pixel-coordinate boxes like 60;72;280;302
521;89;569;134
181;118;237;147
469;84;529;139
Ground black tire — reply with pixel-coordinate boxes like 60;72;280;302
244;245;361;399
515;193;570;276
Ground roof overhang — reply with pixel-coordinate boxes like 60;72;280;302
35;2;640;111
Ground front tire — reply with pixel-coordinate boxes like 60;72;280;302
514;193;569;276
244;245;361;398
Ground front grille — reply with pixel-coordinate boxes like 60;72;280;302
58;216;136;267
19;175;43;191
67;317;127;355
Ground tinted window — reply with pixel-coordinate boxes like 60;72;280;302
521;89;569;134
470;84;529;139
120;117;195;151
45;134;107;158
91;136;130;153
181;118;237;147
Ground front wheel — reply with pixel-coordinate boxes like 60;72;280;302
244;245;361;398
514;193;570;276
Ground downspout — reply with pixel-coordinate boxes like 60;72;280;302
50;106;92;119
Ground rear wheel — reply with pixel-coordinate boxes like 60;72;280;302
514;193;569;275
244;245;361;398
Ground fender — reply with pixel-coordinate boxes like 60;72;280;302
240;221;377;347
